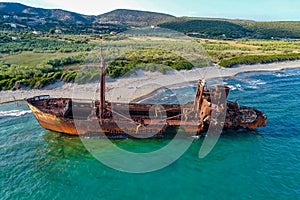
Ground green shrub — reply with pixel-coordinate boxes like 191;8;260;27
219;53;300;68
106;48;194;78
61;71;78;82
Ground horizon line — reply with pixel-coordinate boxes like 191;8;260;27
1;1;300;22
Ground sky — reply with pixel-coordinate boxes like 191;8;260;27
2;0;300;21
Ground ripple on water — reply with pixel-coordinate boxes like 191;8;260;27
1;69;300;199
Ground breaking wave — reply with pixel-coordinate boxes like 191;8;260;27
0;110;32;118
248;79;267;86
274;69;300;77
228;83;243;91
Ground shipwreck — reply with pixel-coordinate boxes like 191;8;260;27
25;49;267;138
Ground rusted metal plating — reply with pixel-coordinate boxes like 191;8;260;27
25;80;267;136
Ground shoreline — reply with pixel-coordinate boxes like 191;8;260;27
133;60;300;102
1;60;300;104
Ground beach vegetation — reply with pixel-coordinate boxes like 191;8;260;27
1;30;300;90
219;53;300;68
106;48;194;78
198;39;300;67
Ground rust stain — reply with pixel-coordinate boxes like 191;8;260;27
25;80;267;137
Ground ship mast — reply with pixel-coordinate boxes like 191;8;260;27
99;37;106;118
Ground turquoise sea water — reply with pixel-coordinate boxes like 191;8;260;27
1;69;300;199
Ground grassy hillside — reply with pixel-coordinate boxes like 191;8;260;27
0;2;94;23
0;3;125;34
2;3;300;39
159;18;252;38
241;21;300;39
159;18;300;39
97;9;175;27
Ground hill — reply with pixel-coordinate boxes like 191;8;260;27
1;2;300;39
97;9;175;26
158;18;252;38
0;2;125;34
240;21;300;39
158;18;300;39
0;2;94;23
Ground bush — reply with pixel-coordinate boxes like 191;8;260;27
33;77;55;89
171;60;194;70
106;48;194;78
219;53;300;67
61;71;78;82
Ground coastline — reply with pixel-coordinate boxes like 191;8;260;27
1;60;300;104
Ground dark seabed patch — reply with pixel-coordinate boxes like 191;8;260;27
1;68;300;199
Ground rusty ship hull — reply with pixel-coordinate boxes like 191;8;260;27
25;80;267;137
26;98;202;136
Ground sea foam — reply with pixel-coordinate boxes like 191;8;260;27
0;110;32;118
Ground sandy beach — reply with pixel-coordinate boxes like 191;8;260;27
1;60;300;104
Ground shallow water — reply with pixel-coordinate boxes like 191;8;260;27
1;69;300;199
